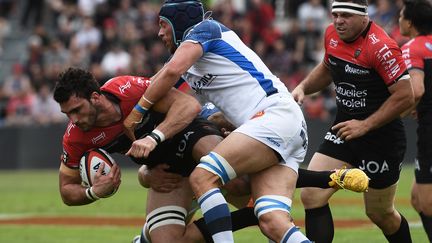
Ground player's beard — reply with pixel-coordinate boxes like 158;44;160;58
79;105;98;132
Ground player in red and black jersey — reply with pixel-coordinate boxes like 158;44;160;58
399;0;432;241
54;67;202;205
292;0;414;242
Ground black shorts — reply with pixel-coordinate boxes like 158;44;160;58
133;118;222;176
415;124;432;183
317;119;406;189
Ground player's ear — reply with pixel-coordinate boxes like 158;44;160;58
90;92;101;104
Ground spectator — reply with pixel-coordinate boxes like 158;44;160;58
100;42;131;76
2;64;34;126
297;0;329;33
31;83;67;125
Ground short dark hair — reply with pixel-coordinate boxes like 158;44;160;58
403;0;432;35
333;0;368;6
53;67;101;103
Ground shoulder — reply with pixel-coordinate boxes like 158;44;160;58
365;22;400;51
62;123;87;168
184;20;229;44
101;76;150;99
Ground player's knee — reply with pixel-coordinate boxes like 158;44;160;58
300;188;329;208
365;208;394;226
254;195;293;237
137;165;148;188
191;152;237;191
146;206;187;234
410;190;421;212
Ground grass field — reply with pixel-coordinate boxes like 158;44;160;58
0;165;428;243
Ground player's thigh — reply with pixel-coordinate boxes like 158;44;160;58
146;178;194;242
191;134;223;162
250;164;298;199
212;131;280;175
411;182;432;214
301;153;348;206
364;183;397;215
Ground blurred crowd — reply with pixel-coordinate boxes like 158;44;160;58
0;0;410;127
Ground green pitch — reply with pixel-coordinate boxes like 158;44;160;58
0;165;428;242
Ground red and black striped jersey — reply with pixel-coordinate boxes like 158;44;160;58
324;21;408;118
401;35;432;122
61;76;151;169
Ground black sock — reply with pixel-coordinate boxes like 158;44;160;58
419;212;432;242
305;204;334;243
231;207;258;231
384;213;412;243
194;217;214;243
297;168;332;188
193;207;258;243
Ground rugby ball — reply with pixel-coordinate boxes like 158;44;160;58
79;148;115;187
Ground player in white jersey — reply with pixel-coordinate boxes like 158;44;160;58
124;1;311;242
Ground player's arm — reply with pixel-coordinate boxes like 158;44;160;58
401;69;425;117
137;164;183;193
123;42;203;140
151;87;201;139
291;61;333;105
126;87;201;158
145;42;202;107
59;163;95;206
59;162;121;206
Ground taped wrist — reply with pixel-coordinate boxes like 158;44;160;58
85;187;100;201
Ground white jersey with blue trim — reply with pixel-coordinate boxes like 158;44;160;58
182;20;292;127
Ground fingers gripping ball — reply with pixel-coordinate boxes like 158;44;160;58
79;148;115;187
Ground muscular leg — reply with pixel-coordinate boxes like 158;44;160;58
411;181;432;242
190;132;309;242
364;184;412;242
301;153;349;243
145;178;195;243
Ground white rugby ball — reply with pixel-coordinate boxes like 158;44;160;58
79;148;115;187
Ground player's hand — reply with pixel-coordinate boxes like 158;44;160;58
126;136;157;158
332;119;369;141
291;85;305;105
123;109;144;141
145;164;183;193
92;163;121;198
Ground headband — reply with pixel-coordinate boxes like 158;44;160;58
332;2;368;16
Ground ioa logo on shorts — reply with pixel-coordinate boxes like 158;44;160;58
324;132;344;144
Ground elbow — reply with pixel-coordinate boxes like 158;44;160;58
413;88;424;104
60;194;74;206
164;62;184;79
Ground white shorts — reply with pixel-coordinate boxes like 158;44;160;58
234;94;308;173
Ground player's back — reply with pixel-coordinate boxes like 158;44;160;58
182;20;293;126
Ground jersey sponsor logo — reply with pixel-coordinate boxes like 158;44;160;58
376;44;401;80
61;149;69;164
266;137;281;147
324;132;344;144
329;38;338;48
401;48;412;69
368;33;380;45
251;111;265;119
191;73;217;94
328;58;337;66
344;64;369;75
426;42;432;51
119;81;131;94
359;159;394;174
176;131;194;158
300;121;308;150
91;132;106;144
66;123;75;136
334;82;367;109
134;77;148;86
